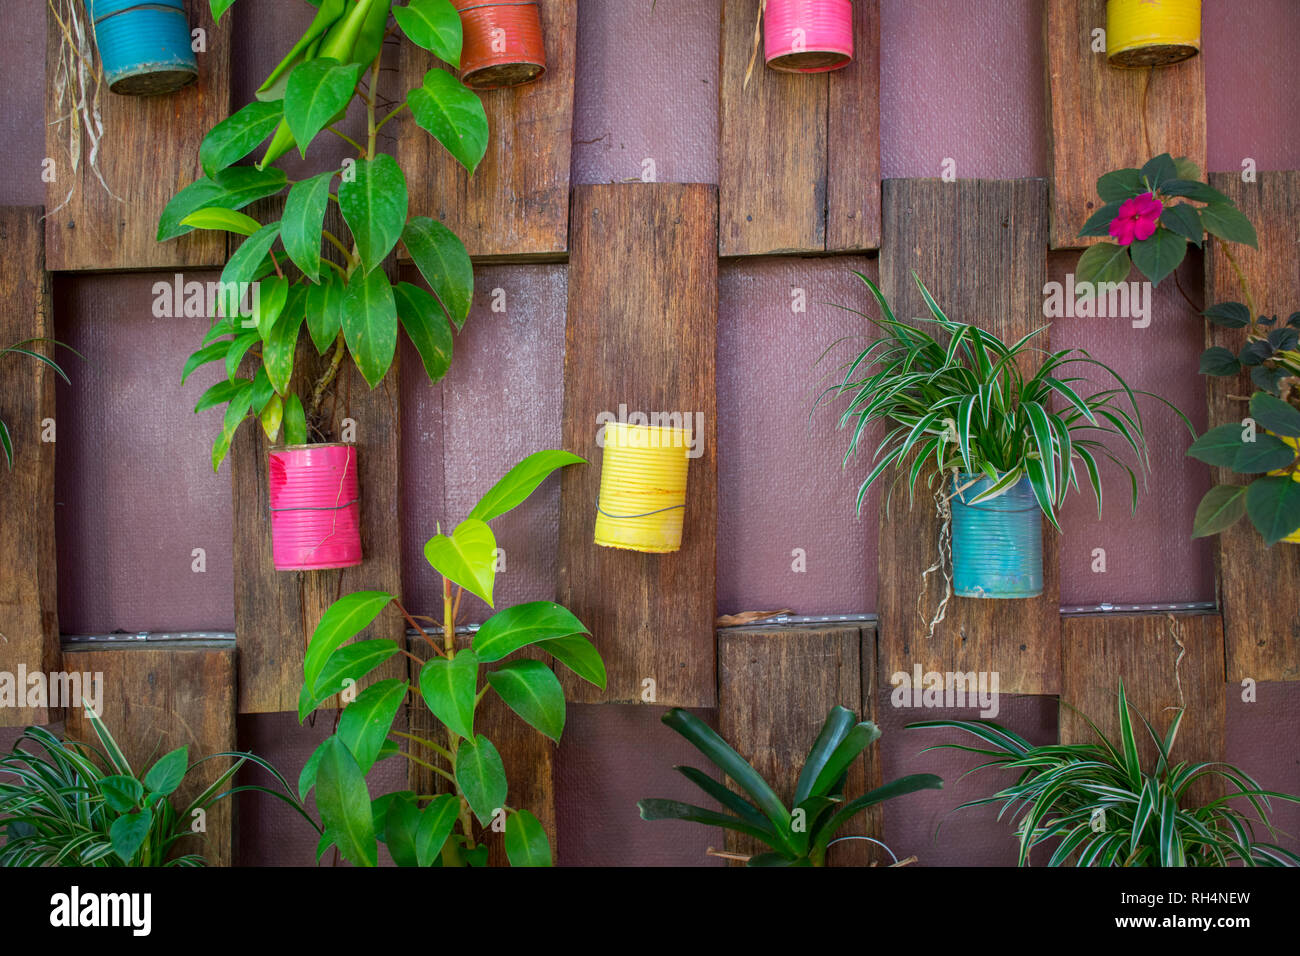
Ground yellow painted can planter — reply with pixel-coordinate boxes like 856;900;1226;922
1270;433;1300;545
1106;0;1200;68
594;423;690;553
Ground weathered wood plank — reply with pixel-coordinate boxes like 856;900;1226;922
1060;612;1225;800
826;0;881;252
0;207;59;727
558;183;718;706
44;0;230;270
398;0;575;260
718;623;882;866
1044;0;1206;248
63;642;237;866
878;178;1060;695
1203;171;1300;681
406;634;555;867
231;203;405;713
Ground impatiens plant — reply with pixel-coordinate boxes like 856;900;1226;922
160;0;487;470
1076;153;1256;288
297;451;604;867
638;706;942;867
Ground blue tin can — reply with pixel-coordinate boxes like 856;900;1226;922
89;0;198;96
950;473;1044;599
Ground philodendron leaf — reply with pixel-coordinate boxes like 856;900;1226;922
416;793;460;866
222;222;281;290
393;0;462;67
487;659;566;742
424;518;496;606
306;272;344;353
1250;391;1300;438
473;601;588;662
263;312;304;395
158;166;287;241
401;217;473;330
180;207;263;237
468;449;586;522
143;747;189;798
100;775;144;813
338;155;408;274
300;638;401;721
408;68;489;173
1191;484;1248;538
338;678;408;773
341;267;399;389
109;811;153;863
383;794;421;867
504;809;551;867
538;633;606;690
282;170;334;281
418;650;479;741
393;281;453;383
454;735;507;827
1245;476;1300;546
284;58;364;157
200;100;284;176
303;591;395;692
315;737;377;867
1075;241;1131;289
283;392;308;446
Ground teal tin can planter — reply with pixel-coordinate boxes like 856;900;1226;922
90;0;198;96
950;474;1043;599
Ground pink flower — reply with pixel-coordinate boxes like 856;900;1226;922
1108;192;1163;246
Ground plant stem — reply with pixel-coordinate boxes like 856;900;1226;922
390;729;453;762
322;229;358;268
325;125;365;155
394;749;455;784
309;330;347;420
373;102;408;135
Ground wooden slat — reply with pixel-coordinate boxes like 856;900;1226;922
1203;171;1300;681
397;0;575;260
1044;0;1206;248
231;205;405;713
558;183;718;706
719;0;880;255
44;0;230;270
63;642;237;866
406;635;555;867
0;207;59;727
826;0;881;253
1060;612;1225;799
718;623;881;866
878;178;1060;695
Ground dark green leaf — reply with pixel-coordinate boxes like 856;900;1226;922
539;633;606;690
1253;365;1288;396
284;58;364;157
142;747;189;797
1075;241;1131;288
306;273;344;353
487;659;566;742
418;650;478;741
416;794;460;866
1096;168;1142;202
1160;203;1203;246
1139;153;1177;193
1203;301;1250;329
393;281;453;383
315;737;377;866
1234;434;1296;474
109;811;153;863
1186;423;1250;468
1246;476;1300;546
407;67;489;173
1128;226;1187;286
382;794;421;866
282;171;334;281
200;100;283;176
1200;201;1258;248
1198;346;1240;377
193;378;250;414
338;155;408;274
393;0;463;67
1078;201;1124;238
283;393;307;445
341;267;399;388
221;222;282;290
473;601;588;662
100;775;144;813
401;217;474;329
1250;391;1300;438
455;735;507;826
504;809;551;866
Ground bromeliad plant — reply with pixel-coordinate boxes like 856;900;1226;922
638;707;942;867
297;450;604;867
1075;152;1256;290
817;271;1189;530
0;707;317;866
910;680;1300;867
161;0;487;469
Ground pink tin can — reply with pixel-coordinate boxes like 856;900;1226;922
764;0;854;73
268;443;362;571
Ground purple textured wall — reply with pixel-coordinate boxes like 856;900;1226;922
2;0;1296;867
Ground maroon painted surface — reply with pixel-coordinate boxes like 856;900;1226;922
0;10;44;207
718;257;878;615
572;0;719;185
879;0;1047;180
554;704;722;866
401;265;568;623
1225;681;1300;857
54;273;235;633
1049;253;1216;606
1204;0;1300;173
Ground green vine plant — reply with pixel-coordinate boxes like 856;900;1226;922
1077;153;1300;543
297;451;605;867
160;0;487;470
0;706;317;866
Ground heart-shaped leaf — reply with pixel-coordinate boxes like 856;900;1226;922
393;0;462;67
407;67;489;173
418;650;479;741
423;518;496;606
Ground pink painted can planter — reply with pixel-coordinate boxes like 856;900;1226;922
764;0;854;73
268;443;362;571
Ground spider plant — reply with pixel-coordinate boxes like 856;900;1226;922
1;338;80;470
0;706;318;866
910;680;1300;867
817;271;1193;529
638;706;942;866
